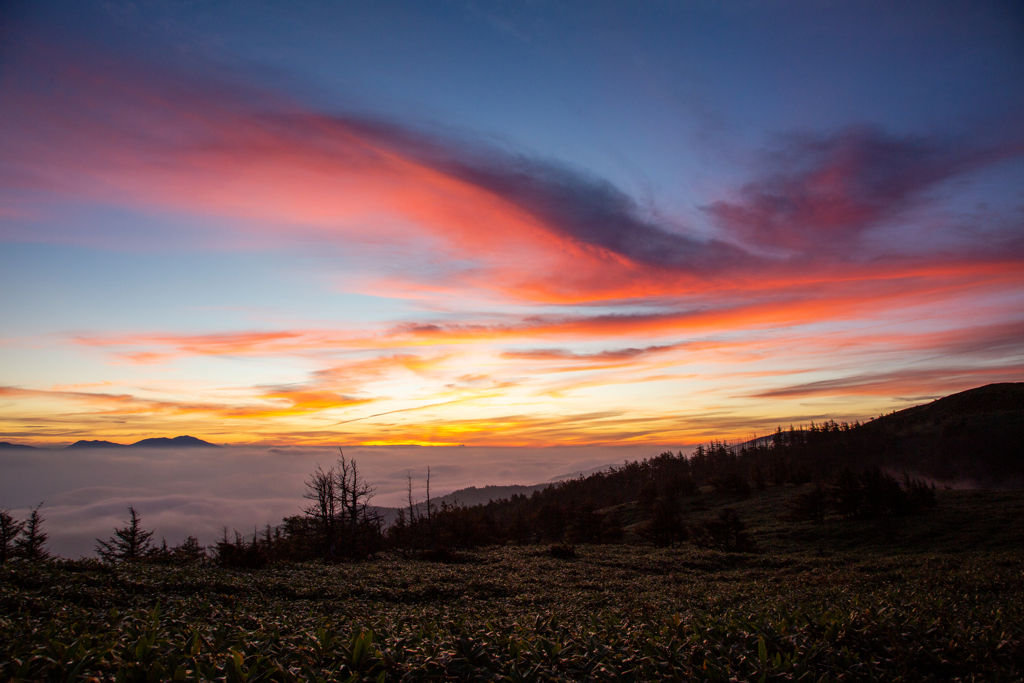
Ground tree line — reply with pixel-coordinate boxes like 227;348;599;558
2;429;942;566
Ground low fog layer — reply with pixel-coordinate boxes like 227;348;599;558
0;444;658;558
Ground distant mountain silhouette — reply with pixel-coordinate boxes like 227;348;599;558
403;476;632;512
547;464;618;482
65;435;220;449
431;484;554;508
0;442;37;450
409;472;620;511
66;440;126;449
131;435;220;448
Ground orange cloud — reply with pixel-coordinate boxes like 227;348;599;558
74;331;312;360
501;343;682;363
0;383;370;422
68;261;1023;375
5;43;1024;447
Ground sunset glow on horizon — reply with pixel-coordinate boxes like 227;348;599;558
2;1;1023;450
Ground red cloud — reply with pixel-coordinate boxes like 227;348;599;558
8;44;1021;310
5;40;1024;445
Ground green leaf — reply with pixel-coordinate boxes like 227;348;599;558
351;630;371;667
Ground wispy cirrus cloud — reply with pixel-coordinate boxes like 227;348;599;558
745;318;1024;400
706;126;1024;255
70;275;1024;372
3;30;1023;446
5;41;1021;309
73;331;347;362
751;364;1024;400
501;343;682;363
0;383;372;422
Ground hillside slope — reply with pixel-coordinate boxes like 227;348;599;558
860;382;1024;485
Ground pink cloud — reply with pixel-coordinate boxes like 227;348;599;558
706;126;1024;254
5;43;1022;310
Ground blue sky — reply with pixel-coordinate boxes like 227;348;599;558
1;0;1022;448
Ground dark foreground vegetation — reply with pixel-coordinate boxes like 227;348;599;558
3;488;1024;682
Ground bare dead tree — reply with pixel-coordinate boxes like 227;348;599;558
335;449;382;558
337;451;374;530
303;463;338;553
425;466;434;545
406;471;417;524
299;449;383;560
335;452;354;537
425;466;433;524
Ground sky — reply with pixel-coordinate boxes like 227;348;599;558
2;0;1024;454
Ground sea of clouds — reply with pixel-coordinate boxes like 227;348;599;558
0;444;660;558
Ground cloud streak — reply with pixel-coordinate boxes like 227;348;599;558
752;364;1024;400
2;29;1023;446
501;343;682;363
5;41;1022;308
706;126;1024;255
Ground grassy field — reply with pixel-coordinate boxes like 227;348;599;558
2;489;1022;681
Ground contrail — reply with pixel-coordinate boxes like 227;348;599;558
330;398;474;425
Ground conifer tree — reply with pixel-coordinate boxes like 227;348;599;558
0;510;25;564
13;503;49;561
95;506;154;562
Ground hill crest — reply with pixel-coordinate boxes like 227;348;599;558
0;441;38;450
66;435;219;449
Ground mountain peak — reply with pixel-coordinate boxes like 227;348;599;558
66;439;127;449
131;435;220;448
65;435;220;449
0;441;38;450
